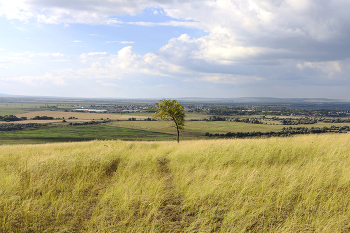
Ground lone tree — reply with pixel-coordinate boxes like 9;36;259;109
152;99;186;143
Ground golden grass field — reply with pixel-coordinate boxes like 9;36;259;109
14;111;149;123
2;134;350;232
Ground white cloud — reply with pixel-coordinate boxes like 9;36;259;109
0;56;30;64
119;41;135;44
3;0;350;97
37;53;65;57
8;52;65;59
80;52;111;63
297;61;342;79
200;74;263;85
0;48;5;51
73;40;83;43
96;80;118;87
127;21;205;30
297;61;342;73
5;72;66;86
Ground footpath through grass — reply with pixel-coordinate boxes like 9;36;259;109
2;134;350;232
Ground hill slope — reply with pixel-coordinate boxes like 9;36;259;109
1;135;350;232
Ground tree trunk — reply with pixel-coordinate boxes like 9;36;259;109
177;127;180;143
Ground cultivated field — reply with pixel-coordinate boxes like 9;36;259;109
15;111;149;123
2;134;350;232
2;102;350;145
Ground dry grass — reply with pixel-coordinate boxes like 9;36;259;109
14;111;148;123
2;134;350;232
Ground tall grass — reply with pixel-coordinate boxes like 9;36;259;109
1;134;350;232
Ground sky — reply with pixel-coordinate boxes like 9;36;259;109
1;0;350;99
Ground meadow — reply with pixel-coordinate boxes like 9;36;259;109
0;125;174;145
2;134;350;232
2;115;350;145
2;102;350;145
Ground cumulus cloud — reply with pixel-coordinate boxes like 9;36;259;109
2;0;350;97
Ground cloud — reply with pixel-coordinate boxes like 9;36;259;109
3;0;350;98
0;48;5;51
4;72;66;86
119;41;135;44
102;41;135;44
37;53;65;57
96;80;118;87
4;0;349;63
8;52;65;59
73;40;83;43
0;56;31;64
127;21;205;30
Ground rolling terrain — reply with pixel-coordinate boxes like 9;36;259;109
2;134;350;232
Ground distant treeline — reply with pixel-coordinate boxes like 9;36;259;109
32;116;54;120
0;123;48;131
203;116;263;124
203;116;350;126
278;117;350;125
0;115;26;122
68;120;110;126
0;115;58;121
205;126;350;138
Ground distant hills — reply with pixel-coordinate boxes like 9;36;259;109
178;97;343;103
0;93;347;105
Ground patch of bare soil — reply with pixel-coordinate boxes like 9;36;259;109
154;157;195;232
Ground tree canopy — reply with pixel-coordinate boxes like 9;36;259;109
152;99;186;143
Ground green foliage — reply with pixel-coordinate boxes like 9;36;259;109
0;123;48;132
152;99;186;143
32;116;54;120
0;115;22;122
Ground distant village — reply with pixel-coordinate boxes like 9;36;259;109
72;105;151;113
71;103;350;117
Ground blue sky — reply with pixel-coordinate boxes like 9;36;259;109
1;0;350;99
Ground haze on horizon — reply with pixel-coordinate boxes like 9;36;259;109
1;0;350;100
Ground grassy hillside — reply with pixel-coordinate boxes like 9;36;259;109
2;134;350;232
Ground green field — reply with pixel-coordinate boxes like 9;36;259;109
2;102;350;145
0;125;174;145
1;120;350;145
2;134;350;231
0;103;74;115
112;120;350;137
0;103;42;115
